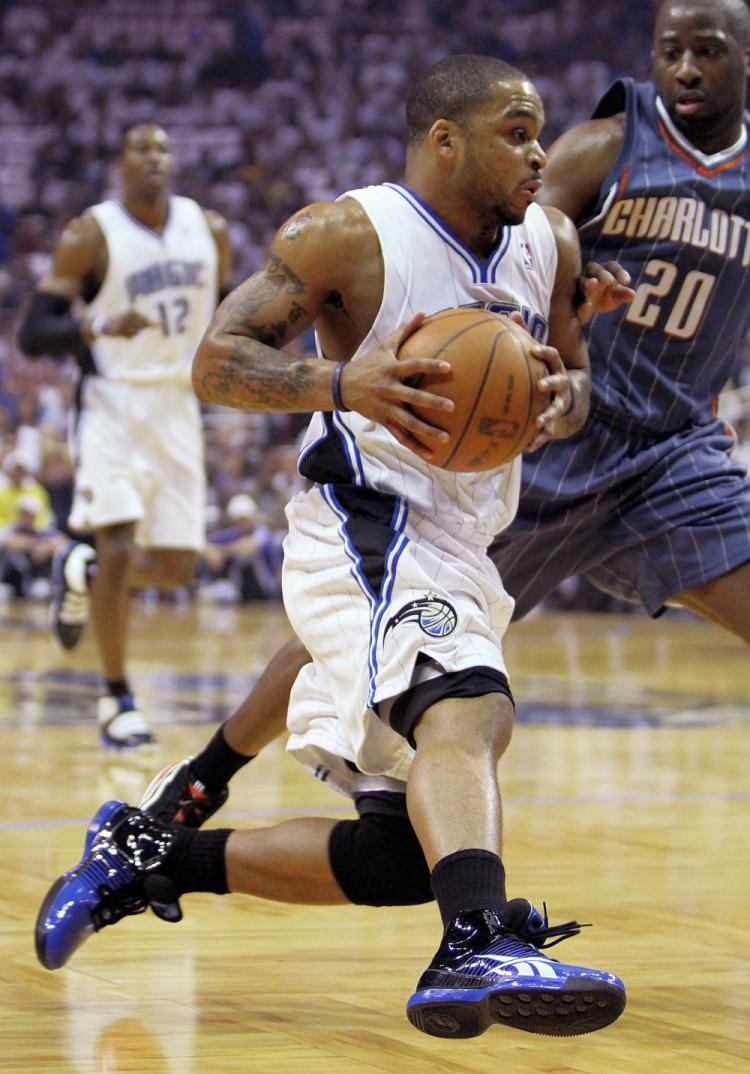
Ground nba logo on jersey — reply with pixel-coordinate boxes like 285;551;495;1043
520;241;535;271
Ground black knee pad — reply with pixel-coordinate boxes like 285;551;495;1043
328;792;432;906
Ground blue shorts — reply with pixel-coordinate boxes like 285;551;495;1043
489;400;750;618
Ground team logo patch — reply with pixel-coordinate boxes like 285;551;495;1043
384;595;457;638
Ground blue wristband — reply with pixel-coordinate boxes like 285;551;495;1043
332;360;350;412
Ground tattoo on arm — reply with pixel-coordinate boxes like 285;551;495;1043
220;255;309;345
281;212;313;241
198;340;317;410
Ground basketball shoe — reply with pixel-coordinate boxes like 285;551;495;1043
51;541;96;649
35;803;182;971
407;900;625;1038
98;696;157;750
139;758;229;826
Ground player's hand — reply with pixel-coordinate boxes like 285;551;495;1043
336;313;456;462
505;312;573;450
95;308;160;338
528;344;576;451
576;261;634;323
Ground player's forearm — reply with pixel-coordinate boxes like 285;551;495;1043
17;291;92;358
192;331;341;414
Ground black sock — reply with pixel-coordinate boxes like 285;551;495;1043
106;679;131;700
190;724;256;793
430;849;507;929
164;826;233;896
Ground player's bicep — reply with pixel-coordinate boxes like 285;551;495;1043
539;118;624;221
211;206;343;349
40;215;104;301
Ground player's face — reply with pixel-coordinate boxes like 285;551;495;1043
458;80;546;228
652;3;750;146
121;125;173;198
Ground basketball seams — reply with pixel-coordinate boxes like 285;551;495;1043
442;325;511;469
492;332;535;463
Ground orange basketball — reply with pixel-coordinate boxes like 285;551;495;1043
398;308;548;471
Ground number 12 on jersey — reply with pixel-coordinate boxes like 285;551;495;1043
156;297;189;336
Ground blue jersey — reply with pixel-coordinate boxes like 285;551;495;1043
581;78;750;432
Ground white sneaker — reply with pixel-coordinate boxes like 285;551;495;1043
97;696;157;750
50;542;96;650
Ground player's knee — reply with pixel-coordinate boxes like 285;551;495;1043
328;803;432;906
96;527;136;577
148;549;197;588
411;691;514;761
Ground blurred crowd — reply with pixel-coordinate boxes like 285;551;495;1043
0;0;747;609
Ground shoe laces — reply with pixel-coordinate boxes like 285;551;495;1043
521;902;591;950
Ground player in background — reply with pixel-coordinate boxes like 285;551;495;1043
17;123;233;748
36;55;626;1041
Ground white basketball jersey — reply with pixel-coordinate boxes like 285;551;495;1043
85;196;218;385
299;183;558;547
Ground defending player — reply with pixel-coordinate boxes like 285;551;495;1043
490;0;750;632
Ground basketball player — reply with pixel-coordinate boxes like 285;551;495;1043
37;57;626;1040
489;0;750;633
138;0;750;822
17;123;233;748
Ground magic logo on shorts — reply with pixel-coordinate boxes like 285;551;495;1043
384;595;457;638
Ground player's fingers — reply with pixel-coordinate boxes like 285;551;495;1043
386;404;451;444
395;356;452;378
396;382;455;413
529;343;564;374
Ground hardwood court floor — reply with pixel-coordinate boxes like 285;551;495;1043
0;597;748;1074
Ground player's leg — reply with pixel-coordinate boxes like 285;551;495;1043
140;635;311;825
90;521;157;748
407;692;511;868
672;559;750;642
126;547;197;590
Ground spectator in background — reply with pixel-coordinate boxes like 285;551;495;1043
0;492;66;599
0;449;52;529
202;492;283;602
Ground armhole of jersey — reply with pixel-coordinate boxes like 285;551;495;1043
335;191;388;361
578;78;638;232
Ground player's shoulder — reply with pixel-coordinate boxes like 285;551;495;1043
56;208;106;256
549;114;626;165
273;197;378;258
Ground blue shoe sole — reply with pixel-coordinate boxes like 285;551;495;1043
406;977;626;1038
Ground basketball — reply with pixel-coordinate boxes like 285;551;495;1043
398;308;549;471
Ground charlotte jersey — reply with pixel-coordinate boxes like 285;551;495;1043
581;78;750;432
85;195;218;386
297;183;558;548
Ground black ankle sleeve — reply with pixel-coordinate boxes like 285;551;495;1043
165;827;232;896
190;725;255;792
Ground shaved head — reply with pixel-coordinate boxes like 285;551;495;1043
655;0;750;45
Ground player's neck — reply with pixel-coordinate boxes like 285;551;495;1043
406;176;500;259
122;193;169;233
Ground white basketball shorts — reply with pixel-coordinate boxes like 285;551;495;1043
282;483;515;795
68;377;205;550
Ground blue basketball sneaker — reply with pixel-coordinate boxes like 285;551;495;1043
35;803;182;971
407;900;626;1038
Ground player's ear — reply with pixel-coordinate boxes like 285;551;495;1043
744;45;750;78
429;119;457;157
